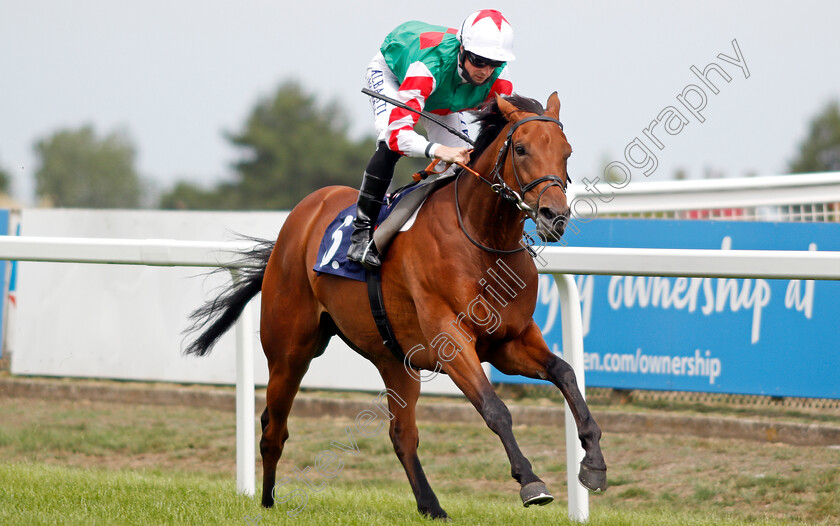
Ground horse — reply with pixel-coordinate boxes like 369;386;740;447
184;92;607;519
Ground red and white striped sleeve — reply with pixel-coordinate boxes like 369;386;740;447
385;61;437;158
486;67;513;101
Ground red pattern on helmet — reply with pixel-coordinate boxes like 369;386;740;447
472;9;508;30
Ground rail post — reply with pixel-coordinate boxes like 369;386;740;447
230;269;256;497
553;273;589;522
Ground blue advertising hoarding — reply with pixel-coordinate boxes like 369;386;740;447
491;219;840;399
0;210;9;358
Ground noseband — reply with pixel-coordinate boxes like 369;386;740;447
455;114;571;255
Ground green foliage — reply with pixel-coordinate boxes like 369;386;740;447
226;81;375;210
34;125;142;208
790;100;840;173
161;81;427;210
0;163;11;195
158;181;240;210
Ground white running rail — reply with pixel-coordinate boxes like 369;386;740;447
579;171;840;221
0;236;260;499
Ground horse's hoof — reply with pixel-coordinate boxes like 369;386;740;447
419;505;449;521
578;464;608;492
520;481;554;507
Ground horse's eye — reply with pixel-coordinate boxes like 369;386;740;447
514;144;526;156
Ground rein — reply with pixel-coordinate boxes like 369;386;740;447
455;114;571;255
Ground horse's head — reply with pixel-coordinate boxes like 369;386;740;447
472;93;572;241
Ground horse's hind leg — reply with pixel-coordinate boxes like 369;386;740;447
258;311;332;508
377;362;447;519
491;321;607;492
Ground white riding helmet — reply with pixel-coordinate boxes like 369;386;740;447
456;9;515;62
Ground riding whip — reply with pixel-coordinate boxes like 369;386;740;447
361;87;475;146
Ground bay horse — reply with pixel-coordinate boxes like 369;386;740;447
185;92;607;519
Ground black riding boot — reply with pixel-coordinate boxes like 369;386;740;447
347;143;401;269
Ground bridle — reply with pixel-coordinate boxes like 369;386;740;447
455;114;571;255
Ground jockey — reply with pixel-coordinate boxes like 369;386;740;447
347;9;515;269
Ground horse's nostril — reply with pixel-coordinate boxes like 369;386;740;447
538;207;557;221
537;206;569;240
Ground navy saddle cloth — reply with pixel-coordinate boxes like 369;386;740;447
313;181;435;282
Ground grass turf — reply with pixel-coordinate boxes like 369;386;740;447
0;462;814;526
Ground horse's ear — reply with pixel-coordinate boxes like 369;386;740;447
496;95;524;124
546;92;561;119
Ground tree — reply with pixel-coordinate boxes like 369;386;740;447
0;163;11;195
789;100;840;173
161;81;426;210
159;180;240;210
34;125;142;208
227;81;377;209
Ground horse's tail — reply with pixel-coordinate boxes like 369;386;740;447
183;237;275;357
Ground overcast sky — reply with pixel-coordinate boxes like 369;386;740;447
2;1;839;206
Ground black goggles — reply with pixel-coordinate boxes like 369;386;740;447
465;51;504;69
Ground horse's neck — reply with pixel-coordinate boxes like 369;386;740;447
457;160;526;252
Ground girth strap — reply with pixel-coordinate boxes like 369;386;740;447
366;267;419;370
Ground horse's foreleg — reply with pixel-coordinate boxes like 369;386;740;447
491;322;608;492
378;362;447;519
440;350;553;507
546;354;607;490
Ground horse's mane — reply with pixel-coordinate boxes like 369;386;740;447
469;94;545;164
